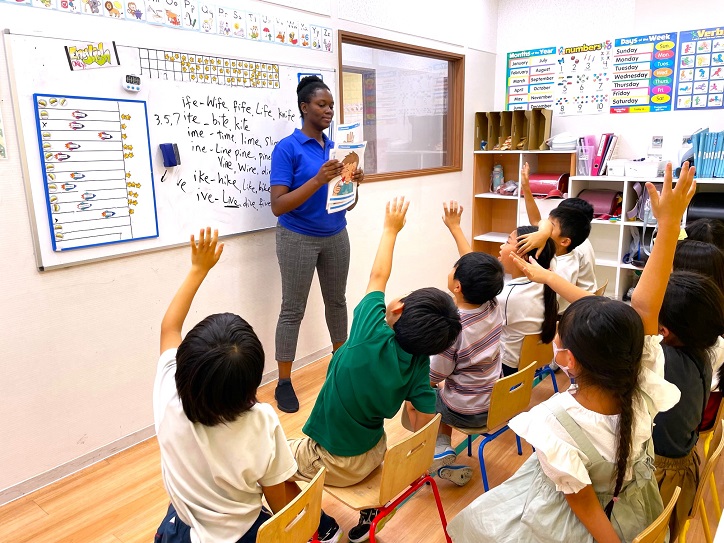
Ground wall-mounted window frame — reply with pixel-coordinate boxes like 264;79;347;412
338;31;465;182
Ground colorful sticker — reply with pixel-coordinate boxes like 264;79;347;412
299;22;310;48
246;12;260;40
65;41;121;71
199;2;215;33
610;32;677;114
676;27;724;110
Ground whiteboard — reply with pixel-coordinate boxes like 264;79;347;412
5;31;335;269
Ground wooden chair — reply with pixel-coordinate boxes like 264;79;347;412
680;420;724;543
632;486;680;543
452;360;537;491
699;393;724;521
256;467;325;543
324;414;451;543
520;333;557;393
594;279;609;297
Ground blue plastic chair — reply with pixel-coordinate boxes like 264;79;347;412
451;360;537;491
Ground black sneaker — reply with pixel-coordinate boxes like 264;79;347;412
275;380;299;413
348;508;397;543
316;512;343;543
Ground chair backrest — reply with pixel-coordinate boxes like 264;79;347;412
632;486;681;543
486;360;537;430
690;420;724;520
256;467;326;543
519;334;553;373
378;414;441;505
594;279;609;297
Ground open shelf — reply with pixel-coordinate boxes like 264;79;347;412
474;232;509;243
475;193;518;200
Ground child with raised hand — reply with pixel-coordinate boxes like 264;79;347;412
290;198;462;543
447;164;694;543
425;202;504;486
518;162;597;311
154;228;342;543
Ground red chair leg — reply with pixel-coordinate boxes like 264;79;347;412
311;531;319;543
368;474;451;543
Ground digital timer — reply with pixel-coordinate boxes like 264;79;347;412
122;74;142;92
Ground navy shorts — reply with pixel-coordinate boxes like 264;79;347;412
154;503;271;543
435;388;488;429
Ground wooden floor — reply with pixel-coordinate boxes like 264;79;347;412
0;356;720;542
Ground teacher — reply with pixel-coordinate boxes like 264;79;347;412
269;75;363;413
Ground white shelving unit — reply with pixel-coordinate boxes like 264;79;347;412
568;175;724;300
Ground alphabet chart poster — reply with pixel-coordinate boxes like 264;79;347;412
505;47;557;110
610;32;677;114
555;41;612;116
675;27;724;110
33;94;158;251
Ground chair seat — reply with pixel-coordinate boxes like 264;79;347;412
453;425;489;436
324;466;384;510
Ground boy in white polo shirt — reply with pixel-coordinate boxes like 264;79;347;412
518;163;597;313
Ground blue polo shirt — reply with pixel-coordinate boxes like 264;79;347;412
270;129;346;237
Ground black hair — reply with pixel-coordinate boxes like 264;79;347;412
558;197;595;223
175;313;265;426
549;207;591;251
559;297;645;517
685;218;724;253
394;287;461;356
517;225;558;343
296;75;330;120
674;239;724;294
659;271;724;370
453;252;504;305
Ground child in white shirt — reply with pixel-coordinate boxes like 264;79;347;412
154;228;341;543
448;163;695;543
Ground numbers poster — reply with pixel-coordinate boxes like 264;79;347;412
611;33;677;114
33;94;158;251
675;27;724;110
555;41;611;116
505;47;557;110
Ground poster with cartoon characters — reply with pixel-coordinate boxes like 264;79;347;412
675;27;724;110
56;0;81;14
610;32;677;114
125;0;145;21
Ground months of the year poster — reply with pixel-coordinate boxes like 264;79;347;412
33;94;158;251
675;27;724;110
555;41;612;116
505;47;557;110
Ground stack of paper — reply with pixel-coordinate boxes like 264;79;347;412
691;129;724;179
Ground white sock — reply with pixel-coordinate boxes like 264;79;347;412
435;434;452;454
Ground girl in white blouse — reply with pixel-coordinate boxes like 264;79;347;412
448;163;695;543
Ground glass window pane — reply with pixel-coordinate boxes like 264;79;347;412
341;42;451;175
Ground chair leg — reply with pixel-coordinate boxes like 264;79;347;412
701;499;713;543
368;475;451;543
710;472;722;521
311;531;319;543
516;434;522;456
680;519;690;543
703;432;714;457
549;369;559;393
478;426;510;492
467;435;472;457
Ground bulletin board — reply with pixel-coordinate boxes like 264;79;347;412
4;30;335;269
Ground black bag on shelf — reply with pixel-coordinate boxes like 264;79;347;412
687;192;724;222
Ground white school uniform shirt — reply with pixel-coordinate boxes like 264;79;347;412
711;336;724;391
497;277;545;370
574;239;598;293
509;336;680;493
154;349;297;543
551;251;580;314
